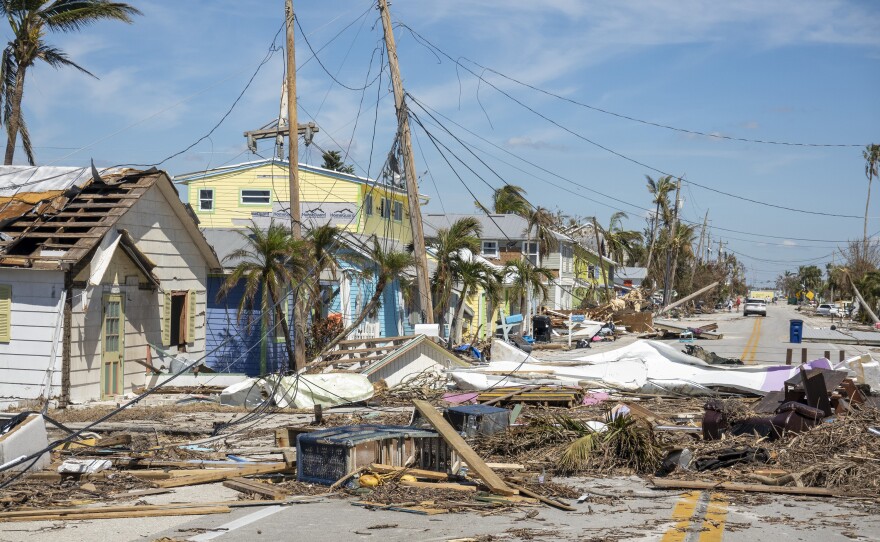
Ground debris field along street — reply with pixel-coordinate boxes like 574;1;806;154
3;300;880;542
0;1;877;542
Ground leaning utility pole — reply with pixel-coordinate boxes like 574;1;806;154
285;0;306;368
662;178;682;306
378;0;434;324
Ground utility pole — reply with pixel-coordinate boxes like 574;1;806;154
662;178;682;306
695;210;708;266
285;0;306;369
378;0;434;324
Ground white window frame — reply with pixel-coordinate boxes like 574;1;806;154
481;240;499;258
523;241;540;266
365;193;373;216
240;189;271;205
393;200;403;222
197;188;214;212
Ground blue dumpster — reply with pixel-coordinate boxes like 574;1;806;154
789;319;803;344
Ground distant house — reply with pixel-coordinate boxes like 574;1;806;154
614;267;647;290
424;213;576;339
0;167;221;407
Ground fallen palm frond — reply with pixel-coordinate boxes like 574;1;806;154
558;413;663;474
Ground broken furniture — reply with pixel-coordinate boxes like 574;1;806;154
476;386;586;408
296;425;454;485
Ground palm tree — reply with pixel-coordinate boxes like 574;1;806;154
525;206;559;258
304;224;362;322
318;237;414;356
864;144;880;252
1;0;141;165
601;211;643;265
448;259;502;343
504;258;553;335
663;222;696;299
798;264;823;293
644;175;675;286
219;221;309;373
320;150;355;174
483;184;530;216
427;216;482;330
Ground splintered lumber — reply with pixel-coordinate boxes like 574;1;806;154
369;464;448;481
505;481;576;511
652;321;723;340
482;385;539;406
478;386;584;407
27;470;172;481
0;506;230;522
649;478;838;496
155;463;291;488
223;477;289;500
400;480;477;492
412;400;515;496
352;501;447;515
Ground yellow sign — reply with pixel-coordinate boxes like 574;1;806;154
805;291;814;300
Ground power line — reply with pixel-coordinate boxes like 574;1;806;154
397;23;867;220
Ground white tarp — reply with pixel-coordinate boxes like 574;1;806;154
450;339;837;396
220;373;375;409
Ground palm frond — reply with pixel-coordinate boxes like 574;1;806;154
42;0;141;32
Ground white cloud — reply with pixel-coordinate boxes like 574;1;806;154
783;239;798;247
505;136;569;152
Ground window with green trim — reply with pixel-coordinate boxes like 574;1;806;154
197;189;214;212
240;189;271;205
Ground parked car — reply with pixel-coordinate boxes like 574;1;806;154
743;298;767;317
816;303;840;317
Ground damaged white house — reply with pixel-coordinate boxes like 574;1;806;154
0;166;221;407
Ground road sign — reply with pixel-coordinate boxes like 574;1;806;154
570;314;586;323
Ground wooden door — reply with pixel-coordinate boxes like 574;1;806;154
101;294;124;398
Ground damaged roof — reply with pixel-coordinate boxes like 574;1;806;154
0;166;220;271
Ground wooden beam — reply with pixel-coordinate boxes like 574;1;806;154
656;281;720;315
482;385;539;406
505;481;576;511
155;463;291;488
223;478;289;500
650;478;838;496
369;463;448;481
0;506;230;522
400;480;477;492
412;400;515;496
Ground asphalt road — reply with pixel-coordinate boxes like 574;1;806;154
665;303;876;365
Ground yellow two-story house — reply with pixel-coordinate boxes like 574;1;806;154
175;158;413;246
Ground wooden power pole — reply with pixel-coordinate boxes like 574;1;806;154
285;0;306;368
378;0;434;324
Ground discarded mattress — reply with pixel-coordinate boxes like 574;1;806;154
220;373;374;409
449;340;837;396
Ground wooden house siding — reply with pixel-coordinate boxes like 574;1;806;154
0;269;64;407
363;339;463;388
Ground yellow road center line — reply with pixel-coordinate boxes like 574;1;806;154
740;317;762;364
698;492;729;542
661;491;701;542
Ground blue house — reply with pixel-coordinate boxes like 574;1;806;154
201;229;414;376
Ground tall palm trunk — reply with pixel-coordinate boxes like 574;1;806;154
644;202;660;287
449;287;469;344
266;284;295;373
317;278;388;357
4;65;27;165
865;173;873;254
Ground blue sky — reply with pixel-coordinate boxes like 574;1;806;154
11;0;880;286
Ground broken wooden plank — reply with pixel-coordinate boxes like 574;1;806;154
352;501;447;515
369;464;448;481
223;477;289;500
649;478;838;496
0;506;230;522
481;385;539;406
399;480;477;492
155;463;291;488
412;400;515;496
505;481;576;511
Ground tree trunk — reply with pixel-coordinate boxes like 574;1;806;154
5;64;28;165
449;286;469;345
293;293;307;371
865;173;873;254
644;202;660;287
315;278;387;359
267;285;296;373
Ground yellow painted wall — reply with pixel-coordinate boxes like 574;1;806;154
186;163;412;244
